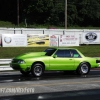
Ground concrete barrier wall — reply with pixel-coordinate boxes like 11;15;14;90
0;28;100;44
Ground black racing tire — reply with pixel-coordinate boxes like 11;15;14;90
76;62;90;75
20;70;30;76
31;63;44;77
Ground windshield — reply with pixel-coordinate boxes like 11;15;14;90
44;48;56;56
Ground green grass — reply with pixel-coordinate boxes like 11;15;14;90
0;47;47;58
0;45;100;58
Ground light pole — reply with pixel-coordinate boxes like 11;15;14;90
17;0;19;26
65;0;67;29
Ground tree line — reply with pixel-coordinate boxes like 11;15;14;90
0;0;100;27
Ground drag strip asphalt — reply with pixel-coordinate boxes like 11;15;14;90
0;69;100;100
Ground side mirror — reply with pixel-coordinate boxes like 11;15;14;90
53;55;57;58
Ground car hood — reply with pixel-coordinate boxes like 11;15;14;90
14;52;46;59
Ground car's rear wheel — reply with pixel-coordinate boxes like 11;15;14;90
76;63;90;75
20;70;30;76
31;63;44;77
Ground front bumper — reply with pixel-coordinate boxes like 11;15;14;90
10;63;30;71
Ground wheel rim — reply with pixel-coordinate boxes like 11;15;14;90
81;64;89;74
34;65;42;76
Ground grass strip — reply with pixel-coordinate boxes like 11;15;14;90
0;45;100;58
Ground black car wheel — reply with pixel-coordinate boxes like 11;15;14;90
76;63;90;75
31;63;44;77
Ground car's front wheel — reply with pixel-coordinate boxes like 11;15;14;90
31;63;44;77
20;70;30;76
76;63;90;75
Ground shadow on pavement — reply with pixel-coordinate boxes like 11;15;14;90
0;70;100;83
0;88;100;100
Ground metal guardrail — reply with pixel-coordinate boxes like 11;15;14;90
0;59;13;71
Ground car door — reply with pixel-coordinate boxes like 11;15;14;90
49;49;75;70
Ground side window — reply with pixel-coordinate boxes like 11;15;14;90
45;48;56;56
55;50;65;57
55;50;71;57
64;50;71;57
70;50;81;58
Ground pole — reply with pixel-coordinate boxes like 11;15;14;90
17;0;19;26
65;0;67;29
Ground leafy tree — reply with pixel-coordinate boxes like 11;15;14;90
0;0;17;24
0;0;100;27
76;0;100;26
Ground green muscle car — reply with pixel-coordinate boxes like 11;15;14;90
10;47;100;77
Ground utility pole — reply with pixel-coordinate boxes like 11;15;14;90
17;0;19;26
65;0;67;29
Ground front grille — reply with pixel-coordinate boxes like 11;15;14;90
12;59;19;63
11;64;21;70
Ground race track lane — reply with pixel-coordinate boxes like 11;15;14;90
0;70;100;100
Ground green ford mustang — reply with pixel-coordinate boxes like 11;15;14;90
10;47;100;77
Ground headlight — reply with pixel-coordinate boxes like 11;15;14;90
18;60;25;64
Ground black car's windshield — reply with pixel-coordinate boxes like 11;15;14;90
44;48;56;56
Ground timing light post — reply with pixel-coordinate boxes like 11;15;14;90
17;0;19;26
65;0;67;29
